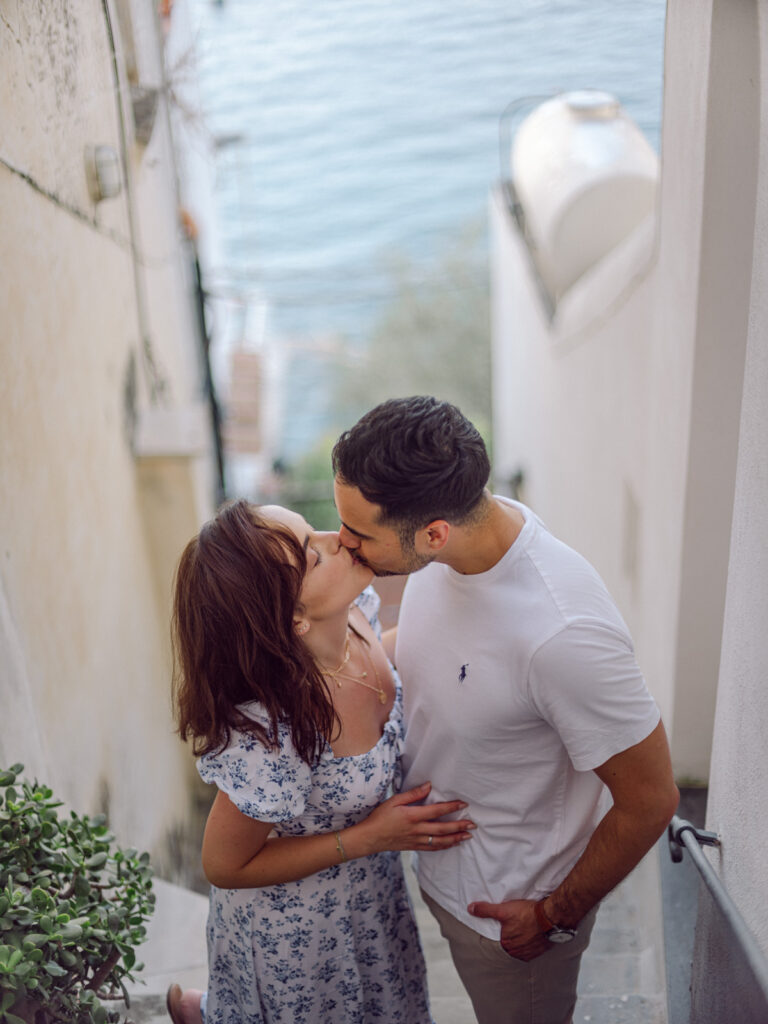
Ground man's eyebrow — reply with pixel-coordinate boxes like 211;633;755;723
341;520;375;541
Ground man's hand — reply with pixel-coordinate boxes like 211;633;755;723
467;898;549;961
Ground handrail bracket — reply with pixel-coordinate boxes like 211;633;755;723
668;818;720;862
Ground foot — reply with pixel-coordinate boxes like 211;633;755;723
166;984;204;1024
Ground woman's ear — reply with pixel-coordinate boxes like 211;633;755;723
294;619;310;636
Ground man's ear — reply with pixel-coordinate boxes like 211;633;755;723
419;520;450;552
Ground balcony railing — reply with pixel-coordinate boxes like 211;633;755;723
668;815;768;1020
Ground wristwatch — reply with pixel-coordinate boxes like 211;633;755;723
534;898;578;944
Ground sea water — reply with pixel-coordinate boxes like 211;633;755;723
189;0;666;460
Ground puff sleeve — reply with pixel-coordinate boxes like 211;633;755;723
197;703;313;822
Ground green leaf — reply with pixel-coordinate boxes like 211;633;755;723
1;1012;27;1024
74;874;91;898
43;960;68;977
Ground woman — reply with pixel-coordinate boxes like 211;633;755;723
168;500;474;1024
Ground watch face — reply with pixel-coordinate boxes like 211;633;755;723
547;929;576;944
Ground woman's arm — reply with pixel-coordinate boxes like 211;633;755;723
202;780;474;888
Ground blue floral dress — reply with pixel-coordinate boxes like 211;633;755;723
197;589;432;1024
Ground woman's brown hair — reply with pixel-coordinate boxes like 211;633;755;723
171;499;339;766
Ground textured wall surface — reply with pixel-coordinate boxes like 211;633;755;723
690;1;768;1014
0;0;215;868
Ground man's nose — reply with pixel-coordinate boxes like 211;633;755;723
317;530;342;552
338;525;360;549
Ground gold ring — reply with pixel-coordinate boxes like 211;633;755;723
428;835;433;846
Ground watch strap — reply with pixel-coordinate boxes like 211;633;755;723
534;899;556;933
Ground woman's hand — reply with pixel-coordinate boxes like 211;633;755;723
201;783;474;889
347;781;475;856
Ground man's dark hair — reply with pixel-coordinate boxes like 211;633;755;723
332;396;490;532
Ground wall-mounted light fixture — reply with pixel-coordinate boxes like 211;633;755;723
84;145;123;203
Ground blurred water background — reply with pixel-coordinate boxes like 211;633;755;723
189;0;666;464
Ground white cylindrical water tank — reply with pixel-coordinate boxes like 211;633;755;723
511;90;658;300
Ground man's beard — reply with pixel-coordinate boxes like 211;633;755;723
366;551;434;577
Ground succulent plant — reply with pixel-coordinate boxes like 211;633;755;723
0;765;155;1024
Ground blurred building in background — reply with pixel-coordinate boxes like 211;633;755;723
0;0;223;873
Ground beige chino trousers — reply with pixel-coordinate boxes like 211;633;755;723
421;889;598;1024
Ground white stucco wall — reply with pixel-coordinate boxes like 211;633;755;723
490;0;757;781
690;0;768;1013
0;0;214;865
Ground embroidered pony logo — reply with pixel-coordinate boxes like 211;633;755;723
458;663;469;684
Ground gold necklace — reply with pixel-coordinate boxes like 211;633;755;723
321;632;387;704
318;633;351;682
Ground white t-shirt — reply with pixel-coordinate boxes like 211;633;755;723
398;498;660;939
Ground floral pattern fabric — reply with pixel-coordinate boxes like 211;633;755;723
197;588;432;1024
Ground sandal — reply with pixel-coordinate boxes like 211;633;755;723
166;984;184;1024
166;984;204;1024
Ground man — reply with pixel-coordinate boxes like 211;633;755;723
332;396;679;1024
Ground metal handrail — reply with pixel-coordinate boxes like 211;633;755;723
668;815;768;1005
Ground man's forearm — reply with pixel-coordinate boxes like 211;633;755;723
542;801;674;929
